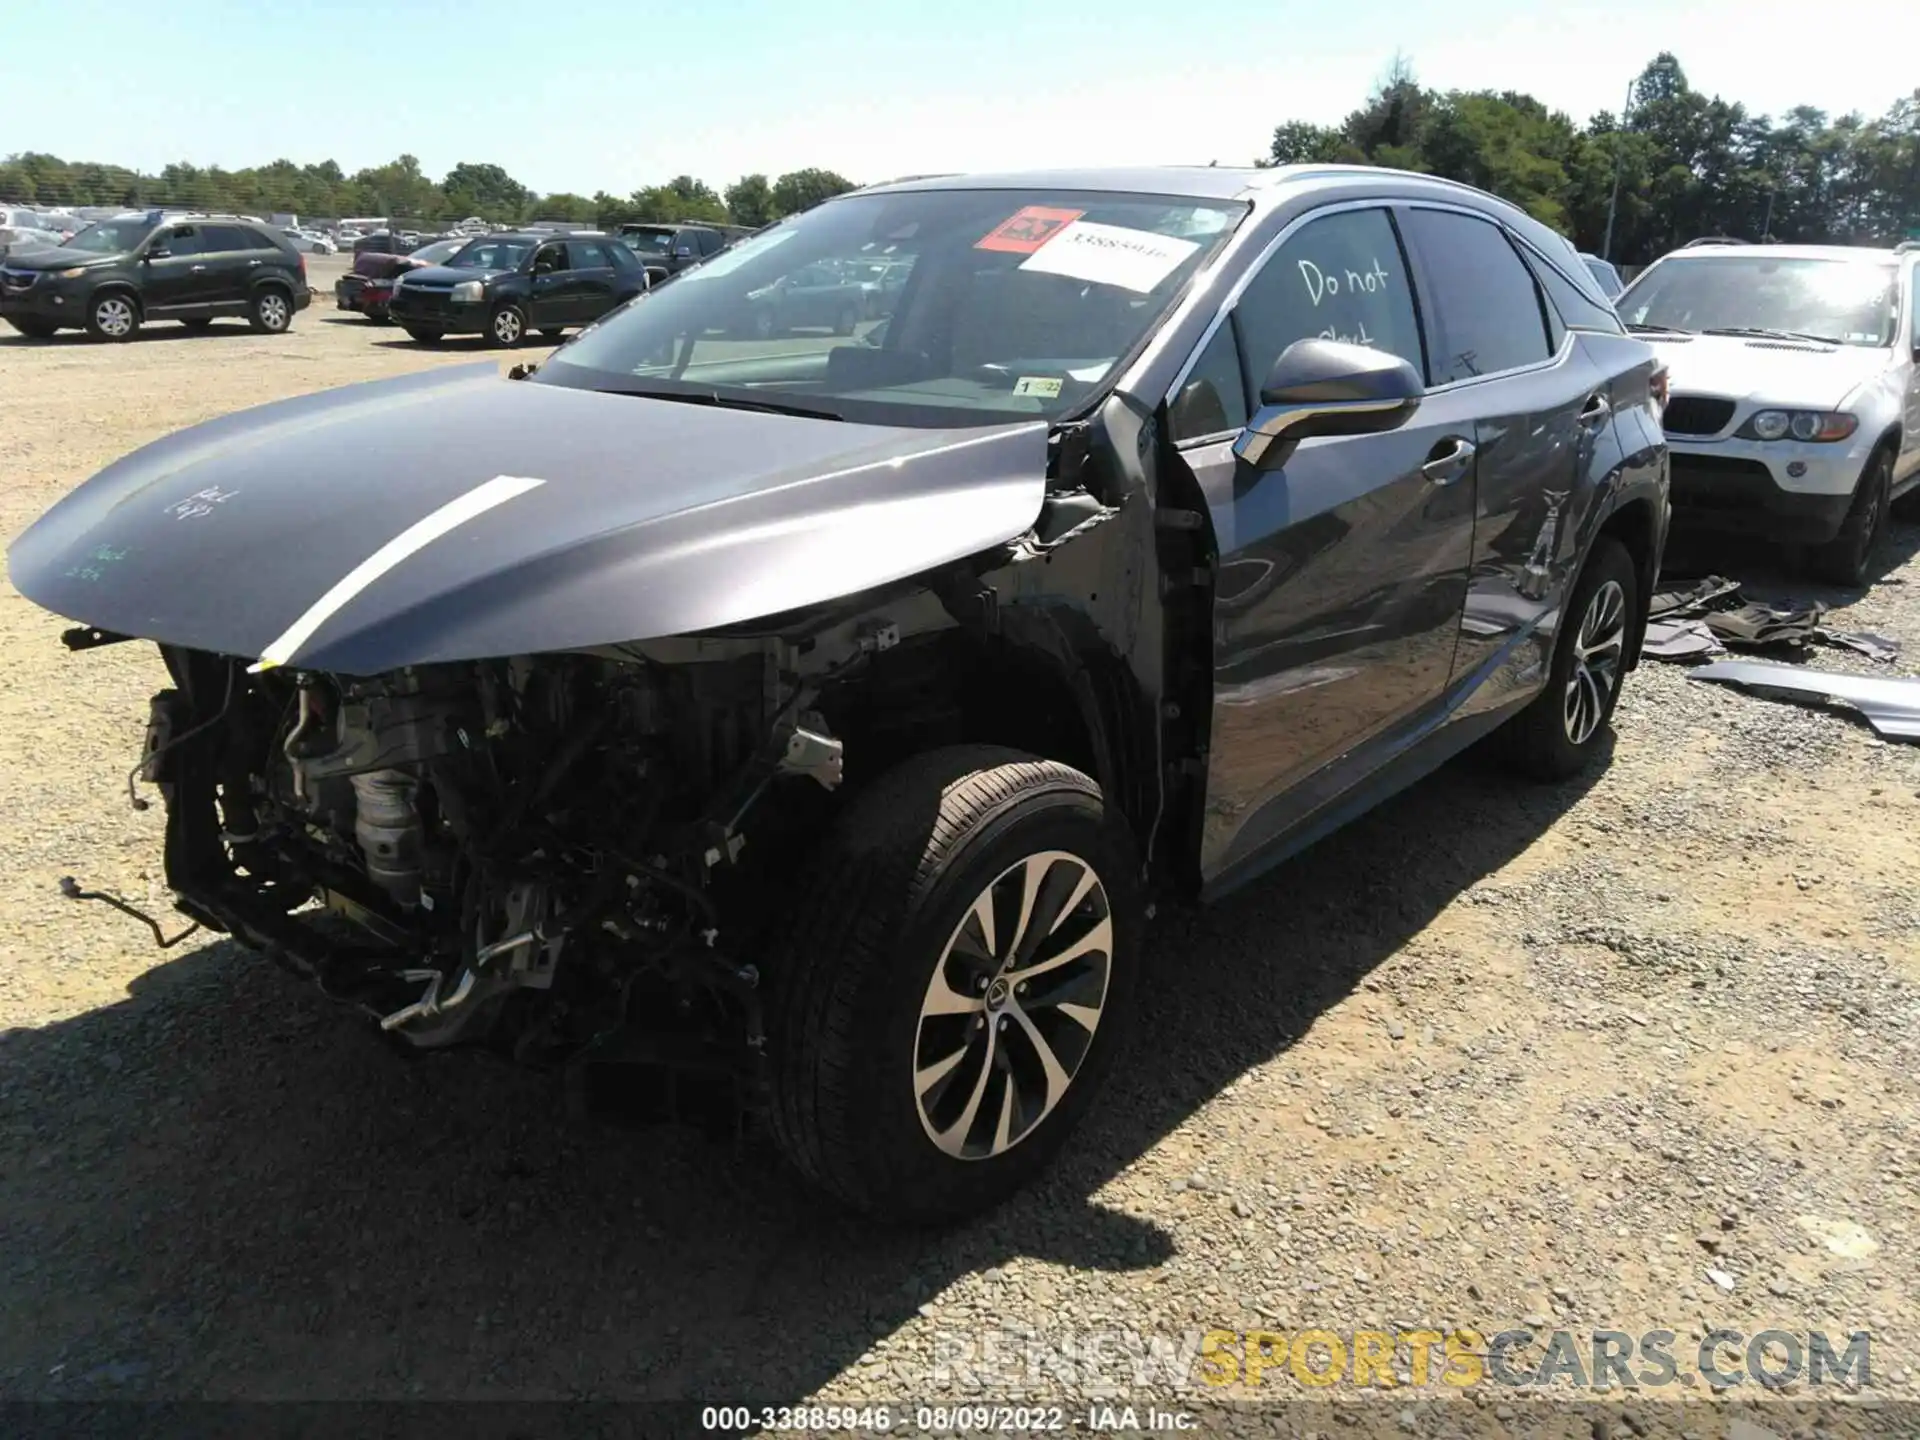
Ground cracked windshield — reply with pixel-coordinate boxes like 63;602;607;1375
545;189;1242;425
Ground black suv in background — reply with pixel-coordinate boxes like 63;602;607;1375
616;222;747;280
387;231;648;346
0;211;311;341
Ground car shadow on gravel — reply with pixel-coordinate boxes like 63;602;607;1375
0;743;1604;1403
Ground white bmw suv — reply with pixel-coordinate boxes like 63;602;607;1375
1615;241;1920;585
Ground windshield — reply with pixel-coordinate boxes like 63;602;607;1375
413;239;464;265
1619;255;1898;346
545;188;1244;427
622;228;675;255
65;218;158;254
447;237;534;270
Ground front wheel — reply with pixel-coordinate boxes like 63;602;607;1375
767;745;1141;1226
86;291;140;342
485;303;526;348
1496;535;1638;781
1804;449;1891;587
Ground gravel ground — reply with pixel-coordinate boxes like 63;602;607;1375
1;290;1917;1433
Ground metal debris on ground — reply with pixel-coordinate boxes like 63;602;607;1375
1688;660;1920;742
1643;575;1901;664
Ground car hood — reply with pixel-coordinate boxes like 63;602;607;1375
1652;334;1893;409
399;264;509;285
6;365;1049;676
3;243;113;268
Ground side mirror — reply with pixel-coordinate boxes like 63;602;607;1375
145;246;170;261
1233;338;1424;470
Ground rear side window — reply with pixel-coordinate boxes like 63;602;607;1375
1231;207;1425;385
1400;209;1552;382
203;225;255;252
1522;244;1625;334
568;239;611;269
693;229;722;256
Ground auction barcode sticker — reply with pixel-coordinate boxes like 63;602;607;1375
1017;221;1199;293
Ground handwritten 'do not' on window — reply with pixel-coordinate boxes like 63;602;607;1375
1233;208;1422;379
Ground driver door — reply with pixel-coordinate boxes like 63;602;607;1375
142;225;215;314
526;240;575;327
1168;204;1478;888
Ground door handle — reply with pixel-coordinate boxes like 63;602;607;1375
190;264;207;272
248;258;262;266
1421;437;1477;485
1578;392;1612;427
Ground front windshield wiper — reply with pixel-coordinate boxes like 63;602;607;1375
605;385;847;422
1702;326;1844;345
1626;323;1693;335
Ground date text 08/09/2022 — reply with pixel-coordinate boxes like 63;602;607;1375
700;1404;1198;1432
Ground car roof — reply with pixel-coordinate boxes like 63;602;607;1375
852;163;1544;210
1657;243;1901;263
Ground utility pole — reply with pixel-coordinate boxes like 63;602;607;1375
1603;59;1675;262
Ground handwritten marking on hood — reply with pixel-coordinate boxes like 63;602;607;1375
250;474;547;672
166;486;240;521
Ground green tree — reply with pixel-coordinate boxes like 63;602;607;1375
725;172;777;226
443;162;533;222
770;168;854;217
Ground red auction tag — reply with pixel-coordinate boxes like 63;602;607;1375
975;206;1085;254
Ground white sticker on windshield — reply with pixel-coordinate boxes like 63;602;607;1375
677;226;796;280
1017;221;1200;294
1013;375;1062;398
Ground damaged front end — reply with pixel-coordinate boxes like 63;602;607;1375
131;629;888;1103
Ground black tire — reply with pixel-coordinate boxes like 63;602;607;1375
1805;448;1892;587
180;317;214;330
404;326;443;344
485;302;527;348
85;290;140;342
766;745;1141;1225
832;303;858;337
248;286;293;334
1497;536;1638;782
6;317;58;339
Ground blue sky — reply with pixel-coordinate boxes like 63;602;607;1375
7;0;1914;194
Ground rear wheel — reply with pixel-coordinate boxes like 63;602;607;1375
767;745;1141;1225
403;326;443;344
1497;536;1637;781
248;287;293;334
86;291;140;342
6;317;58;339
1805;449;1892;587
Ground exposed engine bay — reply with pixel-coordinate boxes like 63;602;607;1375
119;618;909;1101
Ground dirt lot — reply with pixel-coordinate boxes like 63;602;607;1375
1;273;1917;1431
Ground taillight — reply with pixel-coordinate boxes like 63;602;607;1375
1650;364;1669;411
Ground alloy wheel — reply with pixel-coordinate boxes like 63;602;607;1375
1564;578;1627;746
258;294;290;331
94;297;134;338
493;308;523;345
913;849;1112;1161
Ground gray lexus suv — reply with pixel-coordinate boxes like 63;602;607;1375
9;165;1669;1223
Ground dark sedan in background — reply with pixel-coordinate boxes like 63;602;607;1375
335;237;466;322
387;231;649;346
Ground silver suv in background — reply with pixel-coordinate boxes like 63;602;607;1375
1616;242;1920;584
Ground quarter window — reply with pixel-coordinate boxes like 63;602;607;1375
1399;209;1552;382
1522;244;1624;334
1169;322;1250;442
1231;207;1425;388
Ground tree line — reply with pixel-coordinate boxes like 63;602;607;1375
0;153;855;231
1268;54;1920;262
6;53;1916;260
